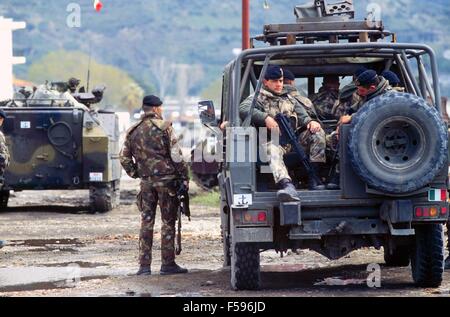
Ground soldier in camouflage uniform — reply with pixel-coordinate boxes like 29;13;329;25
120;95;189;276
283;69;320;121
0;110;10;250
381;71;405;93
332;67;366;120
240;66;326;202
310;75;340;121
337;70;391;128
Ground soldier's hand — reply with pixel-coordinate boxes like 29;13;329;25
220;121;229;131
339;115;352;125
183;180;189;191
265;116;279;132
307;121;322;134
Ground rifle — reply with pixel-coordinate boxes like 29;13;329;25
275;113;322;186
175;180;190;256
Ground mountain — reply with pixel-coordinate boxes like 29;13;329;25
2;0;450;100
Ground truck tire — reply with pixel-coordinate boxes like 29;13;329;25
384;246;410;267
231;242;260;290
89;182;119;213
348;92;448;194
410;224;444;287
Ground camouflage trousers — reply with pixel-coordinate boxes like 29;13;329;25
137;180;179;266
261;128;326;184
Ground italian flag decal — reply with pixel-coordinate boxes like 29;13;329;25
429;189;447;202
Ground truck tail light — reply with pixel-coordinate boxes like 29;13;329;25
257;212;267;222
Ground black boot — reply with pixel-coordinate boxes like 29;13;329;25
160;263;188;275
326;170;340;190
136;266;151;276
309;164;325;190
277;179;301;202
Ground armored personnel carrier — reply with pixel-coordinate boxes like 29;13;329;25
199;0;449;290
0;80;121;213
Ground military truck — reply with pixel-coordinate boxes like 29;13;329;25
0;81;121;213
199;1;449;290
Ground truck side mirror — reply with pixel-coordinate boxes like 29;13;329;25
198;100;218;127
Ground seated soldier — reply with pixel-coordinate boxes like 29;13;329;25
381;70;405;92
332;67;366;119
338;69;392;127
240;66;327;202
310;75;340;121
283;69;320;121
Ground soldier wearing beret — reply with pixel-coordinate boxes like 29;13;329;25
0;110;10;250
283;69;320;121
338;70;392;126
381;71;405;92
120;95;189;276
240;65;327;202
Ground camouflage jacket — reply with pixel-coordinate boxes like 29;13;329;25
239;86;312;130
349;77;391;114
120;111;189;185
284;84;320;120
0;131;10;175
332;82;362;119
310;87;340;121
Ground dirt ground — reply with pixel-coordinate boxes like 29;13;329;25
0;178;449;297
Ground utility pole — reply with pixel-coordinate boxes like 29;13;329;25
242;0;250;50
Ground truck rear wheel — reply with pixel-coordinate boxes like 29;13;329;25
348;93;448;194
410;224;444;287
89;181;120;213
384;245;410;267
231;242;260;290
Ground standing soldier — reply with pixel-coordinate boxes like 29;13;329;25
120;95;189;276
310;75;340;121
0;110;10;250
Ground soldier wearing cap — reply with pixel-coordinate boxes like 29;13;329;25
0;110;10;250
120;95;189;276
240;65;326;202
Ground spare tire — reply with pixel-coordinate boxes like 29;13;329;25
348;92;448;194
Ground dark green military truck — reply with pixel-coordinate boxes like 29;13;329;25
0;82;121;213
199;1;449;290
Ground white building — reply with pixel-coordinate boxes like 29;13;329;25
0;16;26;101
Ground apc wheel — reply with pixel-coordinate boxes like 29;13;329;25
384;245;410;267
231;242;260;290
348;93;448;194
89;182;120;213
411;224;444;288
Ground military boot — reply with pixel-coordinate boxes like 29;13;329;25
160;263;188;275
277;179;301;202
309;163;326;191
136;266;151;276
326;170;340;190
